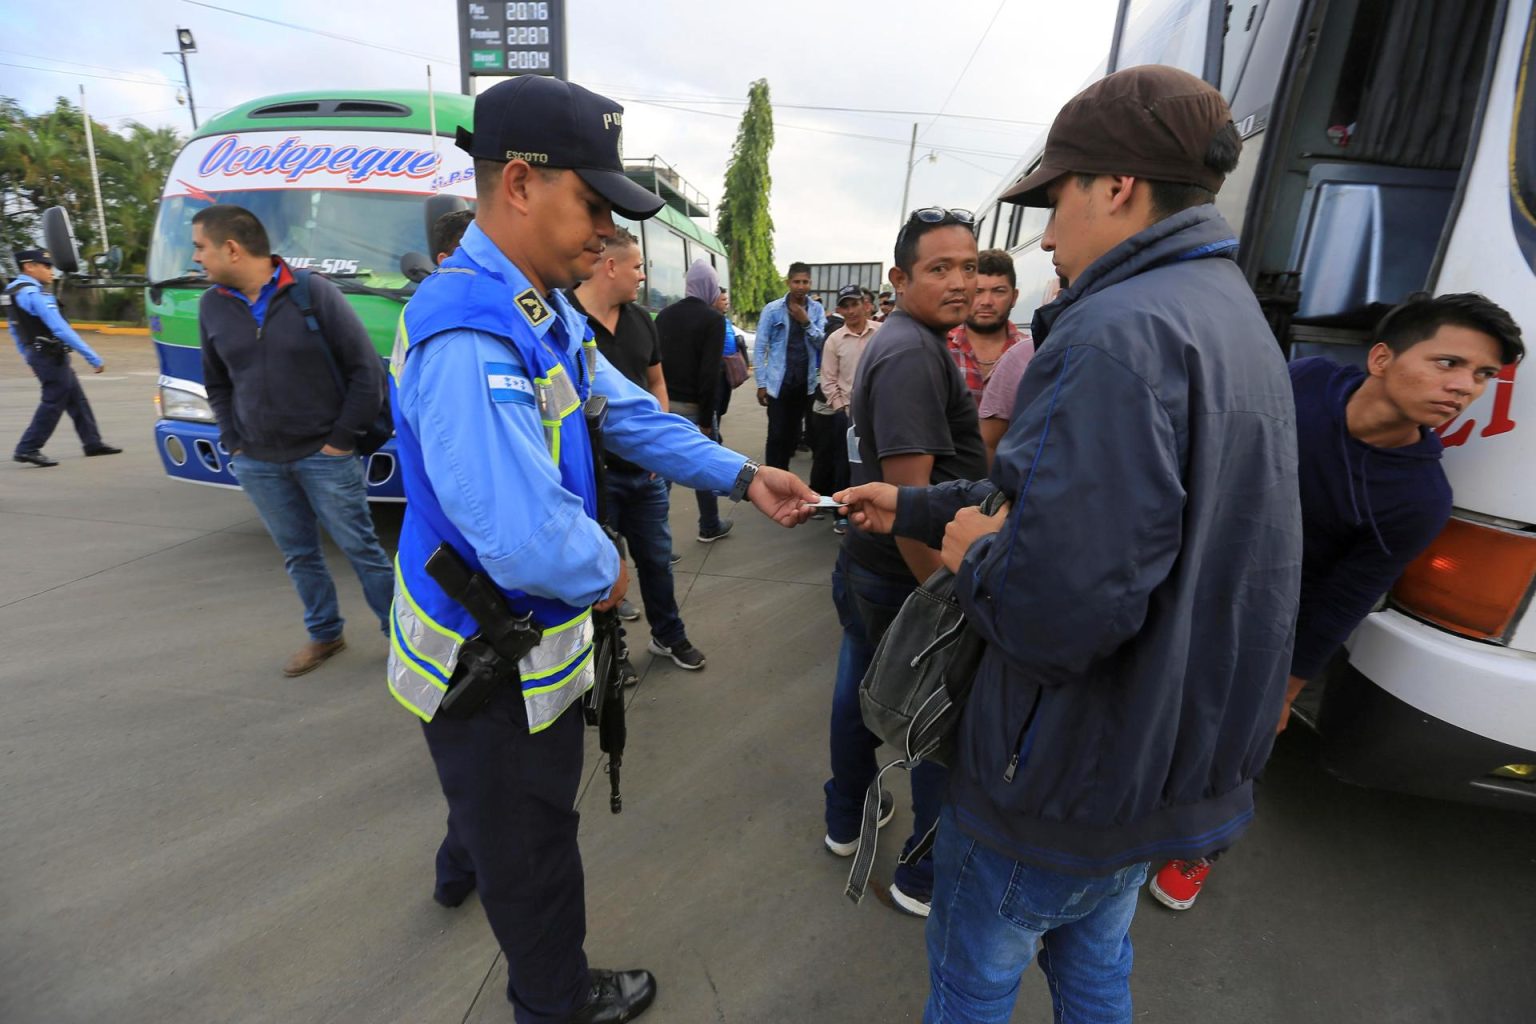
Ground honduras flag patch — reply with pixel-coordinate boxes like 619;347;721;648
486;362;535;405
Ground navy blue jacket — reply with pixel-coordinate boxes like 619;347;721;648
1288;357;1452;678
895;206;1302;875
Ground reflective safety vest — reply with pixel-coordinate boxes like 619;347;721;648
387;255;601;732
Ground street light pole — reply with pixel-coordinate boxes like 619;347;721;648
898;122;917;230
165;27;199;131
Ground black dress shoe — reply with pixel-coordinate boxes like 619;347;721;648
432;876;476;908
84;444;123;456
13;450;58;467
568;969;656;1024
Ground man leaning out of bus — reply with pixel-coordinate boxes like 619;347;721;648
838;65;1301;1024
1150;291;1525;911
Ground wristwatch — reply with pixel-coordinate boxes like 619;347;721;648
729;459;760;503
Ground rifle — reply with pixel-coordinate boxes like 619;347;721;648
581;394;627;814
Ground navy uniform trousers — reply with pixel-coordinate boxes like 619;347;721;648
422;685;590;1023
18;352;102;454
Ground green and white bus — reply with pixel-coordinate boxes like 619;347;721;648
144;89;729;499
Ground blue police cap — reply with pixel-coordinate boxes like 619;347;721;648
456;77;666;221
14;248;53;267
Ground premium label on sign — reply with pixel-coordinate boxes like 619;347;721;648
457;0;566;89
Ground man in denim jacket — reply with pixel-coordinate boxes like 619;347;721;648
754;262;826;468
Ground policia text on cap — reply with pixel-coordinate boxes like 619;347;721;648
387;76;817;1024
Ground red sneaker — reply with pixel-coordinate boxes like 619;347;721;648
1149;858;1211;910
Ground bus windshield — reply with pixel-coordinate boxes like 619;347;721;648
149;189;429;286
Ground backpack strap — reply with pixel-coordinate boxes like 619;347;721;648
290;268;324;336
290;269;345;393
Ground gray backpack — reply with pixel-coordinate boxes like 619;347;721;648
845;489;1003;904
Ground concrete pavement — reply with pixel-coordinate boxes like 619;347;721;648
1;334;1533;1023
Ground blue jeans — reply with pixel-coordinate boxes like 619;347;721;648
604;467;687;647
924;805;1149;1024
233;450;394;642
826;547;946;895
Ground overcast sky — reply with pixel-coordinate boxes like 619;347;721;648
2;0;1119;267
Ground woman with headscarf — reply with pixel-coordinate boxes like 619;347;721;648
655;259;732;543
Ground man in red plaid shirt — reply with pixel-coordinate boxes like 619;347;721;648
946;248;1025;406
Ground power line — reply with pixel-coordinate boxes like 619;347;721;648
921;0;1010;140
0;60;179;88
0;48;174;85
584;82;1046;127
613;95;1025;162
180;0;457;65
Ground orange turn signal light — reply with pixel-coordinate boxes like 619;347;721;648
1391;518;1536;642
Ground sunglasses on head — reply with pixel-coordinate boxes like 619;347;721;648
907;207;975;226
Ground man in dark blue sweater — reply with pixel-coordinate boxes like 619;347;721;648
1151;291;1524;911
195;205;393;679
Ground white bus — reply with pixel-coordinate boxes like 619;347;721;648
975;0;1536;810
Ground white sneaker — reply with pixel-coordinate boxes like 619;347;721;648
824;791;895;857
889;880;932;918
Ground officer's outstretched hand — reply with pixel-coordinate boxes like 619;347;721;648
747;467;817;527
93;363;105;374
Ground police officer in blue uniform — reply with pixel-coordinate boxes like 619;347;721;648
6;248;122;467
388;78;816;1024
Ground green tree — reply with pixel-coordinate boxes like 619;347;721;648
0;96;182;274
715;79;778;322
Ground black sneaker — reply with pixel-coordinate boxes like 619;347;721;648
13;450;58;467
648;637;706;670
697;520;734;544
616;655;640;688
84;444;123;456
669;552;682;566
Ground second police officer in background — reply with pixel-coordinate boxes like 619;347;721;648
386;77;816;1024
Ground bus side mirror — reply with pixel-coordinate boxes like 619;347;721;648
93;246;123;274
42;207;80;274
400;251;434;284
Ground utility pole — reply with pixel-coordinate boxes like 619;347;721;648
166;27;199;130
898;122;917;231
77;85;110;254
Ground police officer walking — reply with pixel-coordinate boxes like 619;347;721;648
388;77;815;1024
6;248;122;467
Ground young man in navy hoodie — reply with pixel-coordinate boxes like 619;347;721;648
1151;291;1524;911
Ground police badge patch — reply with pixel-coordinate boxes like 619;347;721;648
515;288;552;326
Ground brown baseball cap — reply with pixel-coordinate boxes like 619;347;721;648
1001;65;1236;208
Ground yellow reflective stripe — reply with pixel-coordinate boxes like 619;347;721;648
525;661;594;734
387;640;448;723
523;647;594;695
389;310;410;383
543;608;591;636
392;564;465;679
520;613;593;679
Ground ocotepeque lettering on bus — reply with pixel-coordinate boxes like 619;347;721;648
196;135;441;184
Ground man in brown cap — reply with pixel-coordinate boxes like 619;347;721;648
836;65;1302;1022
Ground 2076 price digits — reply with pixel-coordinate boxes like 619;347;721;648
506;2;550;19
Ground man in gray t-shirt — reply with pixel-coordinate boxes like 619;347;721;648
822;210;986;919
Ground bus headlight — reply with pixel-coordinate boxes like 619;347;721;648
1390;517;1536;642
158;384;216;423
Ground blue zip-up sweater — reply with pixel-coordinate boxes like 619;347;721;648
1288;357;1452;678
895;206;1302;876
